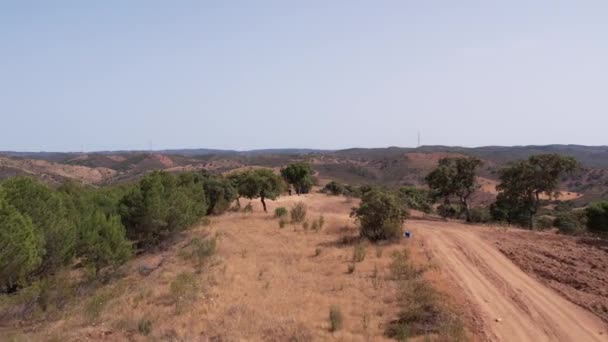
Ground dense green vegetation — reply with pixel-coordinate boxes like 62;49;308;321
280;162;314;195
0;168;274;294
585;201;608;233
491;154;578;228
351;188;408;241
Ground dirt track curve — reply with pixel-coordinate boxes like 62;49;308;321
413;220;607;342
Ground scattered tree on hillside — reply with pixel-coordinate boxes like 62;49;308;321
233;169;285;212
493;154;578;229
425;157;482;222
350;188;408;241
196;172;237;215
280;163;314;195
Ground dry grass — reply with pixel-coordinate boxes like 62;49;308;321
1;192;473;341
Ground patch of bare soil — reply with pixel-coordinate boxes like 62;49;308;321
484;229;608;322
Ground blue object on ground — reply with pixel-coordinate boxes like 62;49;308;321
404;230;411;238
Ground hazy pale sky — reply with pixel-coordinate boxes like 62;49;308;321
1;1;607;151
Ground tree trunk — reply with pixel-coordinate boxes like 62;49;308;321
463;200;471;222
261;195;267;212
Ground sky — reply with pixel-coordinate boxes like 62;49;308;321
1;1;607;152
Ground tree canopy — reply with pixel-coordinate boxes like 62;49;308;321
232;169;285;212
425;157;482;222
350;188;408;241
493;154;578;228
280;163;314;195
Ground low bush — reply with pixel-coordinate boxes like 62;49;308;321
138;319;153;335
322;181;345;196
290;202;307;223
554;212;582;234
389;280;442;338
390;250;417;281
586;201;608;233
535;215;555;229
190;237;217;270
274;207;288;218
311;220;318;231
350;189;408;242
329;305;343;332
278;217;287;228
437;203;461;219
468;207;492;223
243;202;253;213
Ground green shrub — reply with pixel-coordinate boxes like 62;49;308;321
322;181;345;196
347;264;356;274
318;215;325;229
350;189;407;242
311;220;318;231
329;305;343;332
554;212;581;234
469;207;492;223
79;211;132;274
535;215;555;229
302;221;309;230
353;242;366;263
274;207;288;218
278;217;287;228
119;171;207;248
314;248;321;257
437;203;461;219
243;202;253;213
290;202;307;223
397;187;432;214
586;201;608;233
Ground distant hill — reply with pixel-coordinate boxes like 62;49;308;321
1;145;607;204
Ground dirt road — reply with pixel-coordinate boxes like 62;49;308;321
413;220;607;341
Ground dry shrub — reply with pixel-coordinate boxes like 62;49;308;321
290;202;307;223
329;305;343;332
353;241;367;263
243;202;253;213
170;272;198;314
390;250;417;281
